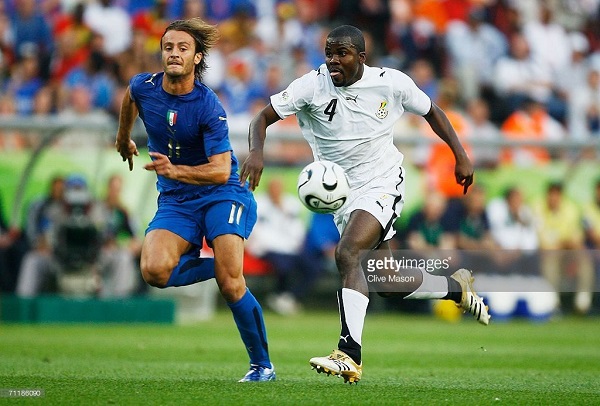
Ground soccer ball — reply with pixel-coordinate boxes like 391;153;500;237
297;160;350;214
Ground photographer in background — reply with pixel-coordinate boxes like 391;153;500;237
16;174;138;297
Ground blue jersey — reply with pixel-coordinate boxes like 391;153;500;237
129;72;242;196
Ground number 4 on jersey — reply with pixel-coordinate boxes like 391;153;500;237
324;99;337;121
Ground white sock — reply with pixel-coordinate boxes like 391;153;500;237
404;268;449;300
339;288;369;346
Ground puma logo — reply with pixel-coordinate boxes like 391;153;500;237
340;335;350;343
345;95;358;102
145;73;158;86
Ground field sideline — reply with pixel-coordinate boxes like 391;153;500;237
1;310;599;405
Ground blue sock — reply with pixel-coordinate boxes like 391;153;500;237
228;288;271;367
165;253;215;287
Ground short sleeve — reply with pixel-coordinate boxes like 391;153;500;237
201;91;231;157
270;70;317;119
390;70;432;116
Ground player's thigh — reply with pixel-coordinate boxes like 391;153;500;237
141;229;192;271
202;199;255;277
339;209;386;252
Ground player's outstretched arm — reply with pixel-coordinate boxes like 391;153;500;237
240;104;281;190
423;102;474;194
115;86;140;171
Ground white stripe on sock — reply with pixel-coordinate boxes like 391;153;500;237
341;288;369;346
404;268;449;300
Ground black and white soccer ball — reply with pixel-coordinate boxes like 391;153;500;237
297;160;350;214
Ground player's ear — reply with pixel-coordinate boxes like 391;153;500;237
358;51;366;64
194;52;202;65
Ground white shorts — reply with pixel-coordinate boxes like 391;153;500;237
333;165;405;242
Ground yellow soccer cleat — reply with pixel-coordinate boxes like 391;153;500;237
309;349;362;384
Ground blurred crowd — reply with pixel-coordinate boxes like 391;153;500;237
0;0;600;150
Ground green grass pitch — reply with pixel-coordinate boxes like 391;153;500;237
1;310;599;405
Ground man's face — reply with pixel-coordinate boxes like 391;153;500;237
161;30;201;79
325;36;365;87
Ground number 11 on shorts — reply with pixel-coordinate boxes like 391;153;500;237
228;203;244;225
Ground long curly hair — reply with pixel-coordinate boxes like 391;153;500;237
161;18;220;81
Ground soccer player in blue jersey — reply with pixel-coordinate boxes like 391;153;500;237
115;18;275;382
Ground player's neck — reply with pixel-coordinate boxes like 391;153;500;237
162;74;195;95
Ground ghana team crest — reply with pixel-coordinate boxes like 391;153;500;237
376;101;388;119
167;110;177;126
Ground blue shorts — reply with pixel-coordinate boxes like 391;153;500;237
146;187;257;248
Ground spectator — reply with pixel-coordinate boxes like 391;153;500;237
24;175;66;252
417;78;472;199
405;191;455;250
49;10;92;85
32;85;55;115
500;97;565;166
84;0;132;57
487;187;538;252
387;1;442;74
8;0;54;80
407;58;439;102
62;50;116;110
465;97;501;169
98;173;143;292
335;0;390;61
254;1;303;61
220;56;263;116
488;1;523;39
493;31;563;123
131;0;170;56
4;43;44;115
270;211;341;315
484;186;558;321
453;184;497;251
444;6;508;102
16;174;139;298
533;182;594;314
0;93;27;150
294;0;327;69
568;67;600;143
522;4;571;80
556;31;591;106
246;177;307;315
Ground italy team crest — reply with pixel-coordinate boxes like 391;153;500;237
376;101;388;119
167;110;177;126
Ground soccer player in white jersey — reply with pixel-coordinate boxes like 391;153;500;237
240;25;489;384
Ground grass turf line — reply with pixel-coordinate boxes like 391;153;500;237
1;311;599;405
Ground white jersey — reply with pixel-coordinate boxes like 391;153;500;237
270;64;431;190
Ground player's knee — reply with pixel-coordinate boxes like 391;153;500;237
140;262;171;288
335;243;358;276
218;275;246;302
